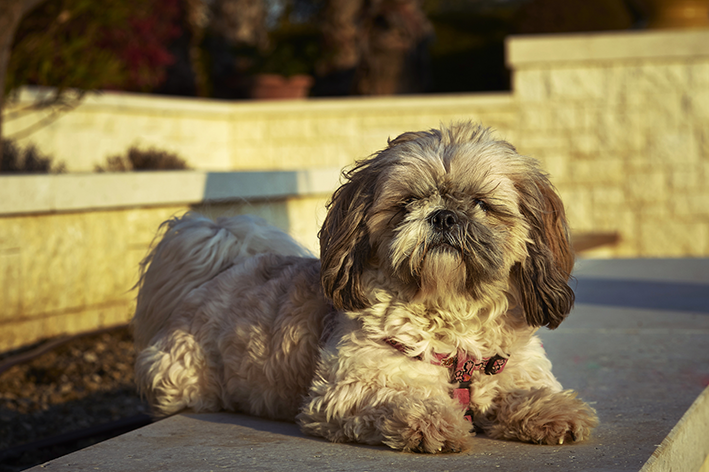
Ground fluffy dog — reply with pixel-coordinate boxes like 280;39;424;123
133;123;598;453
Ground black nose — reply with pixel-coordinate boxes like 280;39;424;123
430;210;459;232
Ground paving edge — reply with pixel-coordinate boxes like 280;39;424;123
640;385;709;472
506;29;709;66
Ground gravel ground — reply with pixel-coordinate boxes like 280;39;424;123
0;326;151;471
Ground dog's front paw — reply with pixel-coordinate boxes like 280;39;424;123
382;397;473;453
483;388;598;445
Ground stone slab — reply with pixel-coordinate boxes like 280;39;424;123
28;259;709;471
507;29;709;67
0;169;341;216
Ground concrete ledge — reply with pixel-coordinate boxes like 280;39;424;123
641;386;709;472
0;168;342;215
10;87;514;116
0;169;340;351
507;29;709;66
25;258;709;471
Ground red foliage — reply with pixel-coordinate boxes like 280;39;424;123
100;0;183;91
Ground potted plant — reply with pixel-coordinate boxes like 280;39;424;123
246;19;320;100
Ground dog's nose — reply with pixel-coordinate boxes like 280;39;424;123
430;210;459;232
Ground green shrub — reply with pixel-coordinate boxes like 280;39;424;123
95;146;190;172
0;140;66;173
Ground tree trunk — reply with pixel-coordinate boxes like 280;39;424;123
318;0;433;96
210;0;268;49
355;0;433;95
0;0;48;169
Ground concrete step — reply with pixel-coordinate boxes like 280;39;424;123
27;259;709;471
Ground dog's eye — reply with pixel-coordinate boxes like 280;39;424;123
400;197;416;208
474;198;489;213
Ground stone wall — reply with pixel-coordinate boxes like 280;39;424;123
0;205;179;353
508;29;709;257
2;28;709;351
0;170;338;352
4;91;516;172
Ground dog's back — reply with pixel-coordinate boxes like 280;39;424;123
132;212;311;351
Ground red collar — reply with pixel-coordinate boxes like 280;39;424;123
383;337;508;379
384;337;509;423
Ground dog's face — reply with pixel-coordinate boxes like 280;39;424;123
319;123;574;329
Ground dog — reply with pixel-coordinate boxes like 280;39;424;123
133;123;598;453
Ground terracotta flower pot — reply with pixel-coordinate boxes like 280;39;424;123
249;74;314;100
644;0;709;28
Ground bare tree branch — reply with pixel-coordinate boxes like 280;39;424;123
0;0;49;167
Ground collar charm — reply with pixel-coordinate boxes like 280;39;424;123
384;338;509;423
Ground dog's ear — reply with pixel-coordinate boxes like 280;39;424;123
319;162;376;312
320;132;435;311
511;174;575;329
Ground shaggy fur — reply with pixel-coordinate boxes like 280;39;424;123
133;123;598;453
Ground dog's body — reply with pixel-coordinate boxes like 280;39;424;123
133;124;597;453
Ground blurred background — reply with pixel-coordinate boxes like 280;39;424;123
1;1;709;469
0;0;670;101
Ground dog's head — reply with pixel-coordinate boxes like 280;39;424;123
319;123;574;329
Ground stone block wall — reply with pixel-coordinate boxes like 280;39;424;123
2;28;709;351
4;92;516;172
5;31;708;261
508;29;709;257
0;205;179;352
0;171;337;352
